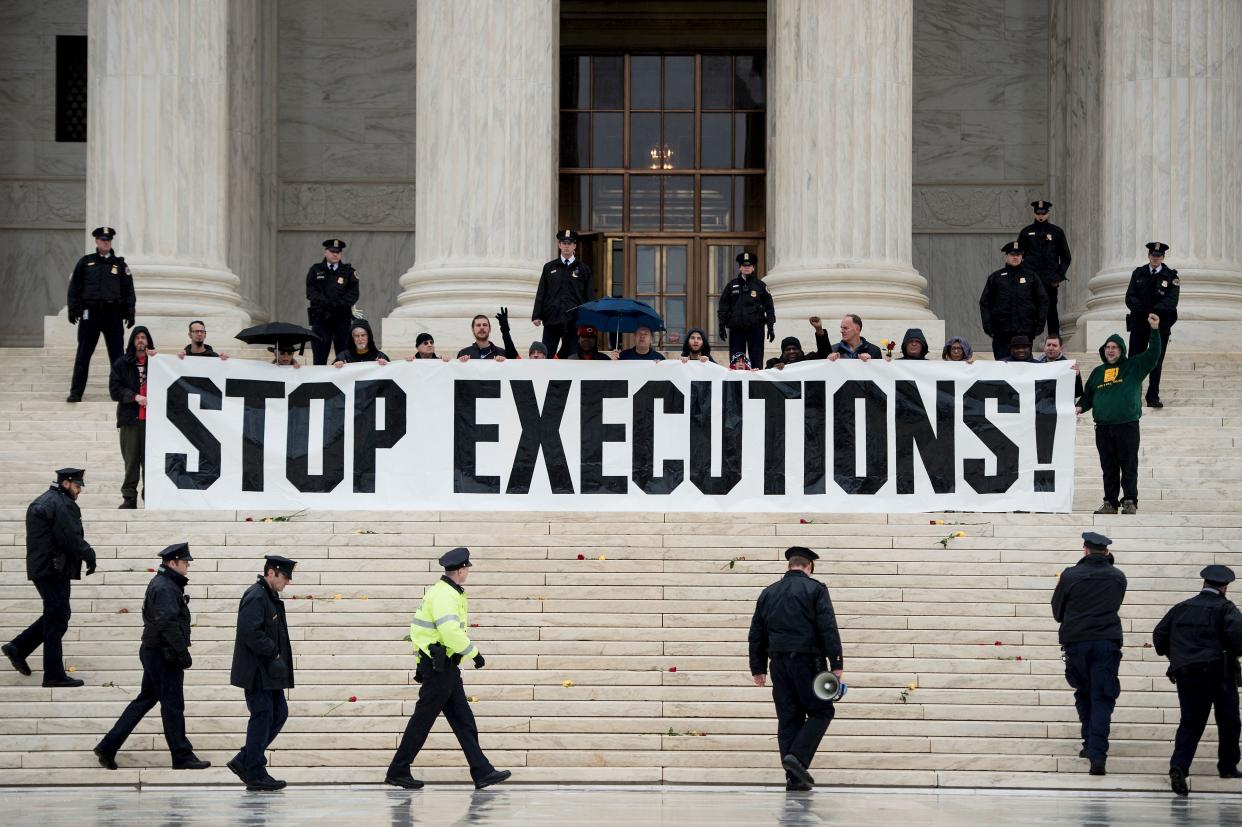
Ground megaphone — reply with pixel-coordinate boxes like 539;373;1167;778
812;671;848;702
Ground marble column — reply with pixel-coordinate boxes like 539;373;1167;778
385;0;557;348
765;0;938;346
48;0;252;345
1078;0;1242;349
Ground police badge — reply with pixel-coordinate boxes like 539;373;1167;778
750;290;757;297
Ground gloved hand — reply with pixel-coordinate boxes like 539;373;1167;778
85;562;97;576
473;653;485;670
495;307;510;332
177;650;193;670
719;327;728;343
68;312;79;325
767;325;775;343
124;316;134;329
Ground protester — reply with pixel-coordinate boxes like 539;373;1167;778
826;314;883;361
109;325;156;509
567;325;613;360
67;226;135;402
1003;335;1037;363
177;320;229;359
1039;334;1084;399
2;468;95;688
333;320;389;366
729;353;752;371
980;240;1048;360
941;336;976;363
680;327;715;363
528;342;548;359
406;332;447;362
1076;313;1163;515
898;328;930;360
618;326;665;361
457;315;507;361
495;307;520;359
270;346;301;368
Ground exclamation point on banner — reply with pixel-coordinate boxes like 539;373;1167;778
1034;380;1057;492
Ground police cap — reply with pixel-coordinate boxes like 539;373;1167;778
1081;531;1111;551
159;542;194;562
1201;565;1236;586
1030;200;1052;212
1146;241;1169;256
439;547;472;571
264;555;297;579
785;546;819;562
1002;241;1022;255
736;251;755;266
323;238;346;252
556;229;580;243
56;467;86;486
92;227;116;240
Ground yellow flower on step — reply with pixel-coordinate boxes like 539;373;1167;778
561;679;575;688
263;517;274;523
907;682;917;691
467;695;478;703
67;666;77;673
361;595;369;600
334;594;342;601
952;531;967;538
597;554;606;561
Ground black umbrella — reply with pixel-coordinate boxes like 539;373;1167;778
235;322;320;355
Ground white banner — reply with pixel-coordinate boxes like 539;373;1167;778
145;356;1076;513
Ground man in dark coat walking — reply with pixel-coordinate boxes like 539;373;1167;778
533;229;594;358
109;325;156;509
3;468;96;687
1154;564;1242;797
1017;200;1072;336
228;555;297;791
748;546;844;791
1124;241;1179;408
980;240;1049;360
1050;532;1127;775
94;543;209;771
66;226;136;402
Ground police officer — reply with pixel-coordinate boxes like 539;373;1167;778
1124;241;1179;408
385;548;511;790
718;251;775;369
979;240;1049;360
1153;564;1242;797
2;468;95;687
748;546;844;791
1050;531;1127;775
66;227;136;402
533;229;594;358
306;238;360;365
1017;200;1072;336
94;543;209;771
228;555;297;791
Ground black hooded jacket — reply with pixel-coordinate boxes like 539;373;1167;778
231;576;295;691
338;319;389;363
748;570;844;674
899;328;929;360
109;326;155;428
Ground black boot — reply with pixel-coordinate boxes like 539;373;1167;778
94;746;118;770
118;498;137;510
1170;767;1189;797
781;755;815;787
1;643;31;677
173;757;211;770
474;769;511;790
1089;760;1106;776
384;774;425;790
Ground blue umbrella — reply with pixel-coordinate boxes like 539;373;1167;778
576;297;665;336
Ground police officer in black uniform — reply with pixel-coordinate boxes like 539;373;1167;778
979;240;1049;360
1124;241;1179;408
533;229;594;358
94;543;209;771
1017;200;1072;336
1050;531;1127;775
1153;564;1242;797
748;546;844;791
306;238;360;365
228;554;297;791
718;251;775;369
67;227;136;402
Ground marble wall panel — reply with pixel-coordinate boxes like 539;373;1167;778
274;231;413;330
280;183;416;228
913;185;1045;231
914;232;1016;347
0;229;81;345
0;180;85;226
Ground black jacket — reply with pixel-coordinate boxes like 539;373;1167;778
1153;589;1242;678
1038;353;1085;400
230;576;295;691
1050;553;1127;644
829;335;883;359
980;263;1049;337
457;342;504;360
67;251;136;321
25;485;95;581
141;567;192;658
182;344;219;357
306;261;360;312
109;326;155;428
1124;265;1179;331
533;258;593;325
1017;221;1072;285
718;274;775;331
898;328;929;360
748;570;844;674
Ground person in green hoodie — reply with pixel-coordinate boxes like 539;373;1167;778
1076;313;1162;515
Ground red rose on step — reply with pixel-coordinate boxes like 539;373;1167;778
147;568;155;573
577;554;585;560
245;517;253;522
1015;656;1023;661
118;608;129;614
668;667;677;673
348;696;357;703
799;519;809;524
994;641;1002;646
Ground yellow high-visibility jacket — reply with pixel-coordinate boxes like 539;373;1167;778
409;577;477;660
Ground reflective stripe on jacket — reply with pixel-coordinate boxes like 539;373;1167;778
409;577;477;660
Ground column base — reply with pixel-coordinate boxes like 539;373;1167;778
386;263;540;351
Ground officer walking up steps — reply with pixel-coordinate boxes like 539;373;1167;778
1125;241;1180;408
718;251;775;369
533;229;593;358
306;238;360;365
1153;564;1242;797
1050;532;1127;776
1017;200;1072;336
66;227;135;403
385;547;511;790
748;546;844;791
94;543;209;771
2;468;95;688
228;555;297;791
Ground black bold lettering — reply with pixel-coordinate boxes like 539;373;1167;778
631;380;685;495
803;381;826;494
963;380;1020;494
354;379;407;493
690;380;743;495
580;380;628;494
454;380;501;494
286;382;346;493
749;381;801;495
506;380;574;494
164;377;222;490
833;380;888;495
225;379;286;492
895;380;956;494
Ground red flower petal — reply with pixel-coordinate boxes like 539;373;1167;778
799;518;809;524
1015;656;1023;661
576;554;585;560
306;595;313;600
147;568;155;572
470;623;479;628
118;608;129;614
348;696;357;703
244;517;253;522
668;666;677;673
994;641;1003;646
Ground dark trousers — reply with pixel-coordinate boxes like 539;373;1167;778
1171;667;1241;775
236;681;288;780
770;653;835;782
70;306;124;397
1063;639;1121;762
728;326;765;368
97;646;194;762
9;575;71;680
309;307;353;365
119;422;145;502
388;662;494;780
1044;281;1061;336
540;322;578;359
1129;325;1171;403
1094;421;1140;507
990;331;1022;361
